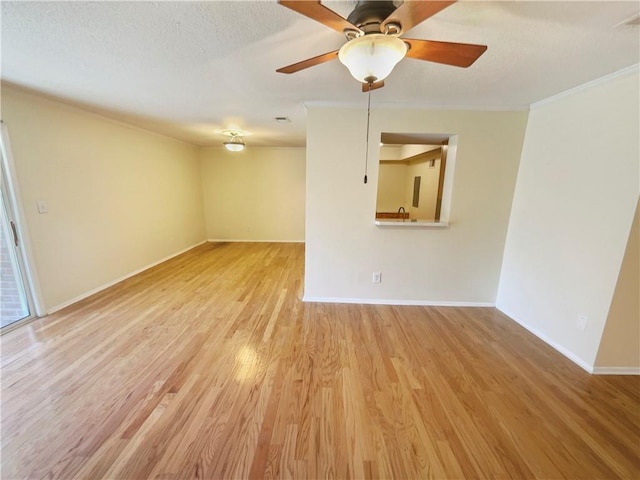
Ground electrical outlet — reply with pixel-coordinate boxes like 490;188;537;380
372;272;382;284
577;315;588;331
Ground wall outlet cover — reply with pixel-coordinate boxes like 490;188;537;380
577;315;588;331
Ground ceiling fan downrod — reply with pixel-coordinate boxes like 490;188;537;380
347;0;398;34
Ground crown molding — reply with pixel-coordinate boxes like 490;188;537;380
530;64;640;110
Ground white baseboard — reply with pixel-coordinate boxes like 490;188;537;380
208;238;305;243
47;241;207;314
497;306;594;374
302;296;495;307
591;367;640;375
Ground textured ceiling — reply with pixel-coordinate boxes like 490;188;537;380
1;1;639;147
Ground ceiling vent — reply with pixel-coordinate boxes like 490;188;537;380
274;116;291;123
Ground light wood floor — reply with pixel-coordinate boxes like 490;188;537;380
1;242;639;479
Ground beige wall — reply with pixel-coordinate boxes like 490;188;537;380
200;147;305;242
377;148;442;219
595;200;640;369
305;106;528;303
376;163;406;212
406;154;441;221
497;69;639;370
1;85;206;312
379;146;402;160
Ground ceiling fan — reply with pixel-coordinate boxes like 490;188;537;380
276;0;487;91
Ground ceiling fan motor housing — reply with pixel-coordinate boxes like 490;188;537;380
347;0;399;34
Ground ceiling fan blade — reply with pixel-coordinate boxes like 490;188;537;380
362;81;385;92
276;50;339;74
382;1;456;34
403;38;487;67
278;0;362;35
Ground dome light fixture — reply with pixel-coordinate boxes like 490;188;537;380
223;132;245;152
338;33;408;84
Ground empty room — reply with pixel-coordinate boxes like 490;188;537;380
1;1;638;478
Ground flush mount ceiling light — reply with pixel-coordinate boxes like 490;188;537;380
223;132;245;152
338;33;407;84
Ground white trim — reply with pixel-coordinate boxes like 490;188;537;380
47;241;206;314
0;123;46;317
591;367;640;376
304;100;529;112
2;82;195;148
530;64;640;109
302;296;494;307
207;238;305;243
200;146;306;152
374;220;449;227
497;307;594;374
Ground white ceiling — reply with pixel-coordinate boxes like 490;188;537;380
2;1;638;147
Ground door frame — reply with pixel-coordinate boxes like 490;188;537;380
1;121;45;321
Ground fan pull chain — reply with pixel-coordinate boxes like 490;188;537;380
364;84;372;184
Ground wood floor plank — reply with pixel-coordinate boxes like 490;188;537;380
1;242;638;479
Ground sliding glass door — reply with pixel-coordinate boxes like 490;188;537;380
0;140;33;329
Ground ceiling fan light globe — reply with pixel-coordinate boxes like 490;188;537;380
224;137;245;152
338;34;407;83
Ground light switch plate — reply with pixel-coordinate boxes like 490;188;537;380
36;200;48;214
